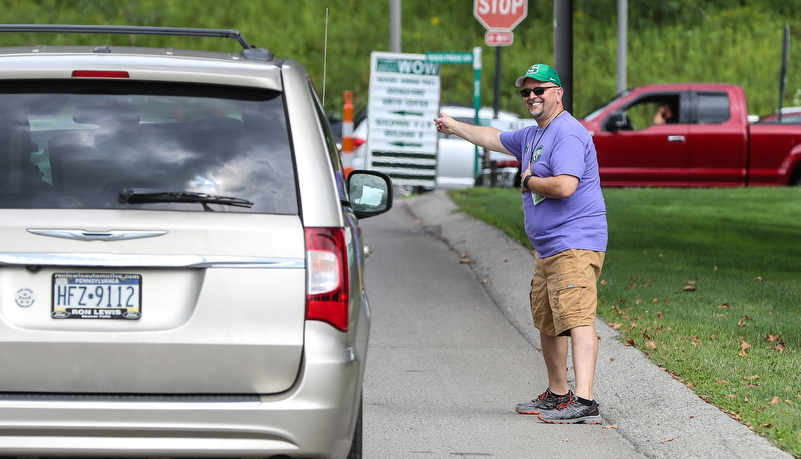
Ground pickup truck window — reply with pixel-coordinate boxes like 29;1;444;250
697;92;730;124
609;93;682;131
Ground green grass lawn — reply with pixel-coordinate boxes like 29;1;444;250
448;186;801;457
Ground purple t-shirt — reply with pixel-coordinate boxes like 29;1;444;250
499;112;607;257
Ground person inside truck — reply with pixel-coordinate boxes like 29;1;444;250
653;102;677;125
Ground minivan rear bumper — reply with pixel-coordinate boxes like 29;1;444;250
0;322;363;459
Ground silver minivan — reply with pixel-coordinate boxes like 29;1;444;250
0;24;391;458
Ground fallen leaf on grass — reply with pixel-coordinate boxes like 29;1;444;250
624;338;636;346
738;316;752;327
769;396;780;405
683;285;696;291
725;394;737;399
755;276;767;281
769;341;786;354
762;423;773;428
739;339;751;357
719;303;730;308
600;279;608;285
645;341;658;349
765;334;781;342
692;336;702;346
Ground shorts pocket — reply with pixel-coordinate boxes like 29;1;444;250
550;277;590;334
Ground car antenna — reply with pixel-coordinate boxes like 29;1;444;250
322;8;329;107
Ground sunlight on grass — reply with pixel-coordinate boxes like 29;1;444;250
448;186;801;456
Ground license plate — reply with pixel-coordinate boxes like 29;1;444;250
52;273;142;320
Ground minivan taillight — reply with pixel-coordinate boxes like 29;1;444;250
305;227;350;332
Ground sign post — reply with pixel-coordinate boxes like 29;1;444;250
426;49;483;179
474;0;528;119
473;0;528;47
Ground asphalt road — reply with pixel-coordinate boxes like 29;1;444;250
359;190;792;459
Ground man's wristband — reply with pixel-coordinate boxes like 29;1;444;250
523;174;533;190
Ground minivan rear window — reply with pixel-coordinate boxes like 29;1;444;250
0;80;297;214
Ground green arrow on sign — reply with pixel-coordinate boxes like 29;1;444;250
391;110;424;117
390;141;423;148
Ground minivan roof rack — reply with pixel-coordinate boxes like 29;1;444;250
0;24;256;50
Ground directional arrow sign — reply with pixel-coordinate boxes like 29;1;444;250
390;141;424;148
392;110;425;117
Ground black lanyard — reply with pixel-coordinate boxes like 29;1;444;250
528;109;565;165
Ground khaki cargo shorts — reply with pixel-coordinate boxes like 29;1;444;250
530;249;605;336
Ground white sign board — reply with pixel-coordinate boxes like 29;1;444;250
367;52;441;188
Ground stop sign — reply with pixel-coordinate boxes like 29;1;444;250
474;0;528;31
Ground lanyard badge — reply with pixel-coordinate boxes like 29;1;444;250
529;145;546;205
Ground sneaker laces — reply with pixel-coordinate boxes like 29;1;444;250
555;397;577;410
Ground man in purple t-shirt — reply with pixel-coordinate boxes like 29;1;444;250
434;64;608;424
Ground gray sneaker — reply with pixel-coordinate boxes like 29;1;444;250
537;396;603;424
515;389;573;415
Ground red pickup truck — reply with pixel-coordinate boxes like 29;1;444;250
579;83;801;186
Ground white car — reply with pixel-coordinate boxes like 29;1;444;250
353;105;531;195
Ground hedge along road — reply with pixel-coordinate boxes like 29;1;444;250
358;190;792;459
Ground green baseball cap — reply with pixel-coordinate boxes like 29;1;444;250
514;64;562;87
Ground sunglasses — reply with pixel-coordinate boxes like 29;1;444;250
519;86;560;97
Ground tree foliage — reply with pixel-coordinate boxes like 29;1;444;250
0;0;798;119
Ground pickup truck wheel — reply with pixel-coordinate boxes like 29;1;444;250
791;167;801;186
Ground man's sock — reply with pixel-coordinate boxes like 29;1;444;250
576;396;594;406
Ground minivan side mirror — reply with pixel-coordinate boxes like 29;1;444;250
347;170;393;219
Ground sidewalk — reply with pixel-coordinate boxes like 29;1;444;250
402;189;792;459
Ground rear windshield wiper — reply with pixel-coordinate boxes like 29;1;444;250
118;188;254;209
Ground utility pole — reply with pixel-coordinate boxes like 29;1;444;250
390;0;401;52
617;0;628;93
553;0;573;112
